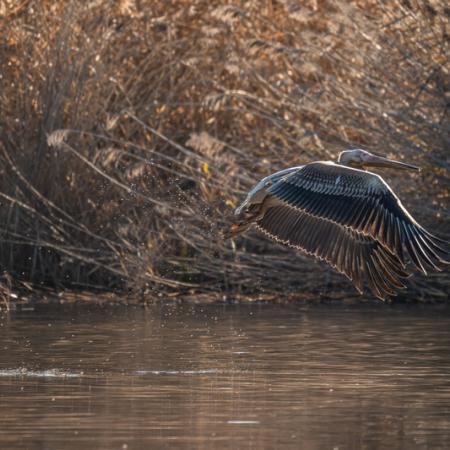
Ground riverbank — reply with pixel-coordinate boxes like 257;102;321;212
1;284;448;312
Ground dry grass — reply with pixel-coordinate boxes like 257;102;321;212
0;0;449;301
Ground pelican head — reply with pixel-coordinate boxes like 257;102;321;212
338;149;420;172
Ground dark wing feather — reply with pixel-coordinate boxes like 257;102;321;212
256;204;409;299
267;162;449;273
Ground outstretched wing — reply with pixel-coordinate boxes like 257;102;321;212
256;203;409;299
266;161;449;273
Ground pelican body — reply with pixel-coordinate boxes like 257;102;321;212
227;149;448;299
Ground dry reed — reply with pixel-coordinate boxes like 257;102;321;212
0;0;449;301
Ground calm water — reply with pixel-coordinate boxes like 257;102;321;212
1;302;450;450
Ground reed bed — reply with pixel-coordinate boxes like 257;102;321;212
0;0;449;301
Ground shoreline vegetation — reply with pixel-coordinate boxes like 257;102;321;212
1;1;449;304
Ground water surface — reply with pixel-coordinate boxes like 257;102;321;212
1;302;450;449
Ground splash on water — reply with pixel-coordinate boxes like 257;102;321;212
227;420;260;425
134;369;220;376
0;368;82;378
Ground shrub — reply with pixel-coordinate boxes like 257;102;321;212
0;0;448;300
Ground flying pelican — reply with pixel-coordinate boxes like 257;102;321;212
226;149;449;299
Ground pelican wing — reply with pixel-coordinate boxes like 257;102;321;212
266;162;448;273
256;204;409;299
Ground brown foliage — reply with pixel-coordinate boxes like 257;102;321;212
0;0;449;300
